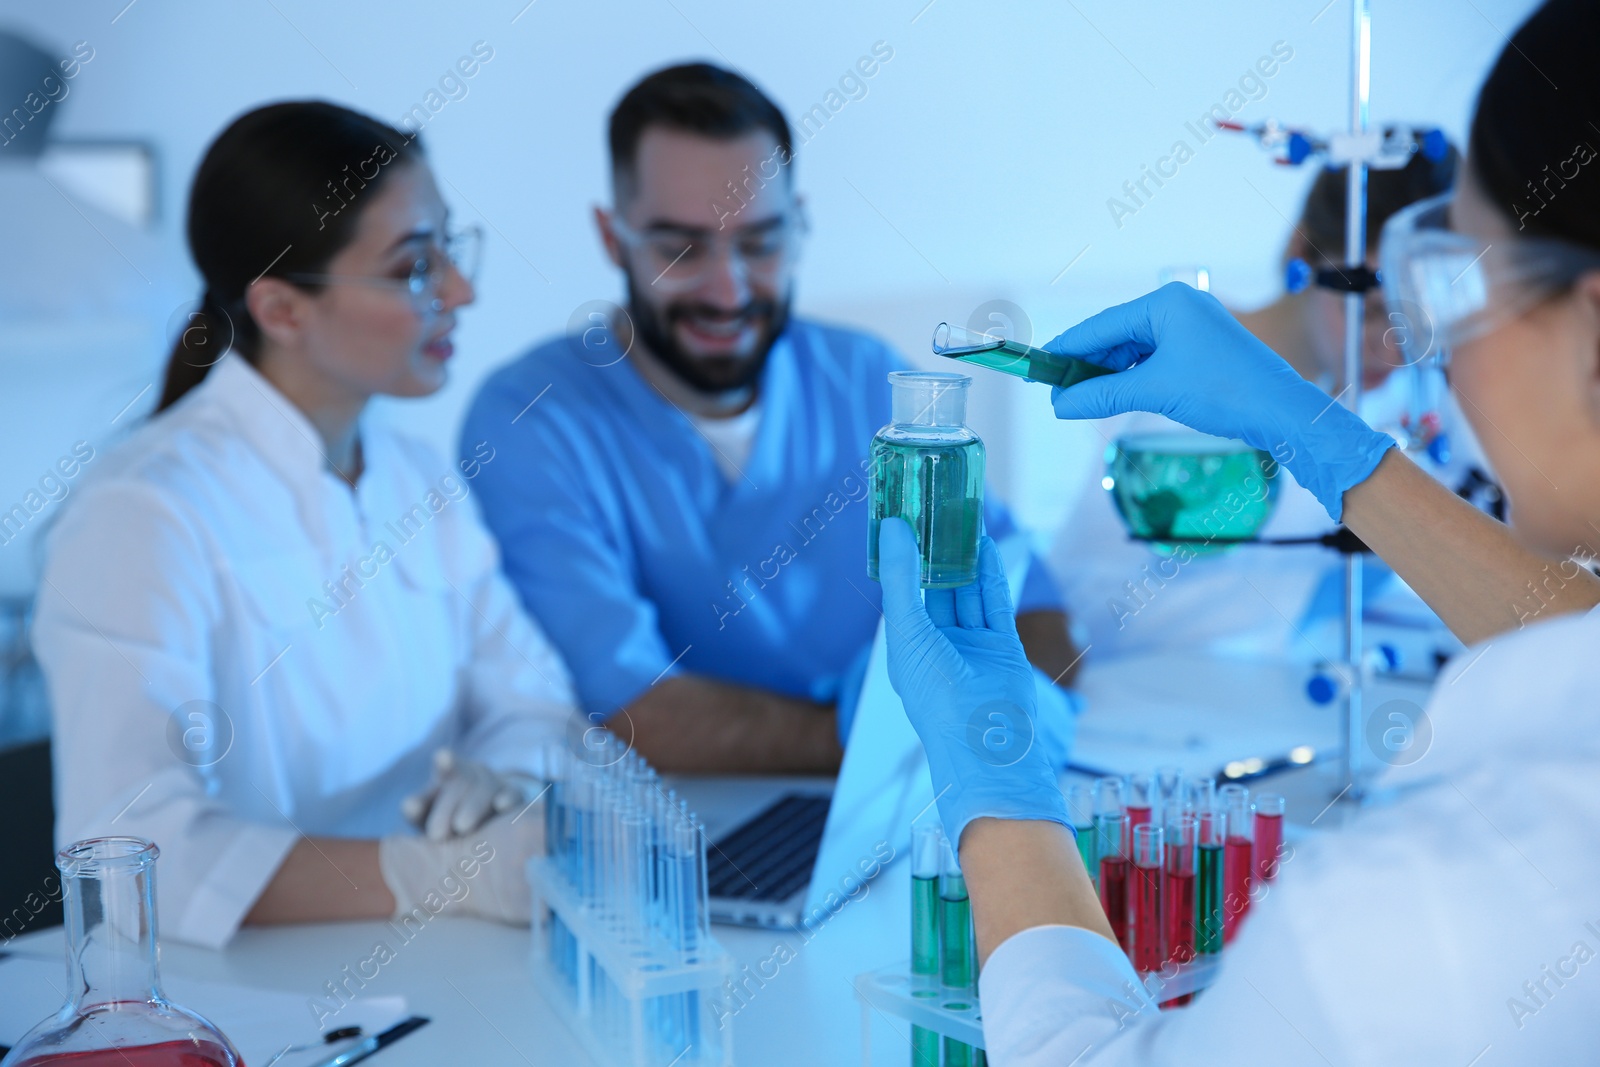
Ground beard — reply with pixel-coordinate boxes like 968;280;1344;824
625;273;791;396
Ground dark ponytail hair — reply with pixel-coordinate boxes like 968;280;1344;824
157;101;423;412
1469;0;1600;250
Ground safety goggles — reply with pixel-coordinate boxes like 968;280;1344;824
609;210;806;294
285;225;483;316
1380;192;1600;365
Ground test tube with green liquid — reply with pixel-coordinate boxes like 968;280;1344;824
939;836;982;1067
1195;809;1226;955
910;825;942;1067
1065;783;1097;889
932;321;1117;389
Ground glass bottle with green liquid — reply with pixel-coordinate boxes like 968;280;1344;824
868;371;985;589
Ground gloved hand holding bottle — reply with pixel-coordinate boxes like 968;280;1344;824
878;517;1074;850
1044;282;1396;520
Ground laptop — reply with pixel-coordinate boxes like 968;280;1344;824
682;537;1032;930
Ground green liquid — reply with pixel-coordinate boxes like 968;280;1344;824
912;1026;940;1067
1075;823;1097;889
912;874;939;976
1107;438;1279;557
939;876;974;989
945;1037;980;1067
1196;843;1224;955
942;339;1114;389
868;433;985;589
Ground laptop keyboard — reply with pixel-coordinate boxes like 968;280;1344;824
706;793;832;903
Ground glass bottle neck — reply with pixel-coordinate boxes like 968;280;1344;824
61;855;163;1007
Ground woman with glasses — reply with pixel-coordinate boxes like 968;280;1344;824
32;101;573;948
880;0;1600;1060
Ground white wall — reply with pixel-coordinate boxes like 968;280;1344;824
5;0;1540;536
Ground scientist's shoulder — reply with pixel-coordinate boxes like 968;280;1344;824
783;316;902;375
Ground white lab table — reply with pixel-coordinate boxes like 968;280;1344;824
7;651;1435;1065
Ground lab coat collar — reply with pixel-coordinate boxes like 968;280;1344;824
201;354;351;534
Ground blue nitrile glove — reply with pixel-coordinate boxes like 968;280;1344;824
833;643;874;748
879;518;1073;850
1031;668;1084;771
1044;283;1396;521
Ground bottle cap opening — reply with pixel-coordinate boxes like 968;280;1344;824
889;370;970;428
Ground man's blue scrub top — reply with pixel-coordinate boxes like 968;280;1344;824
461;318;1063;719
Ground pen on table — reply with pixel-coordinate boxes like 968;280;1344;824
303;1016;430;1067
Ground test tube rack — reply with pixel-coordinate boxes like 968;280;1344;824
853;966;984;1065
529;856;733;1067
852;953;1222;1064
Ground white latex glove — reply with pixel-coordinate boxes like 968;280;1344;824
401;748;538;841
379;807;544;925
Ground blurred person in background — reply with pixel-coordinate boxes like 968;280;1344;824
1048;136;1486;665
32;101;574;949
463;63;1083;774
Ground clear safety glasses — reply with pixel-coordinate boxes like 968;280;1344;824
285;224;483;315
608;210;806;294
1380;192;1600;365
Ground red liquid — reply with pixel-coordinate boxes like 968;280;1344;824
1162;869;1196;966
1254;811;1284;883
1126;804;1152;832
1222;836;1253;943
1098;855;1130;950
1130;861;1163;973
12;1041;235;1067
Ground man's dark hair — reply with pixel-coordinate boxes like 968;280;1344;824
608;63;792;201
1296;127;1460;262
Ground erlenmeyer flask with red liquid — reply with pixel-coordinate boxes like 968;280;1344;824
0;837;243;1067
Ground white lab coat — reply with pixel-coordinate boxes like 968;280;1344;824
979;604;1600;1063
32;354;574;949
1048;375;1486;661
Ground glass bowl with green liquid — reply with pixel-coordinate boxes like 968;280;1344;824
1105;432;1280;556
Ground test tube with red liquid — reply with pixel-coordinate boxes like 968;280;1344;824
1095;811;1131;951
1219;784;1253;943
1162;812;1198;1006
1125;773;1154;832
1254;793;1285;883
1130;823;1164;974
